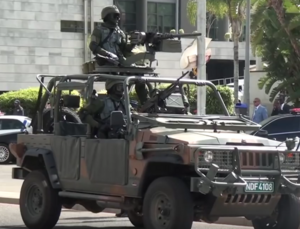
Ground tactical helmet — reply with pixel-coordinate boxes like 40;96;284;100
105;80;123;91
101;5;120;19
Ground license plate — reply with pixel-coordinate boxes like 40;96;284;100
245;181;274;193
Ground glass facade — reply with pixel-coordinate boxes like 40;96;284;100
207;13;218;41
114;0;137;32
147;2;176;33
60;1;226;41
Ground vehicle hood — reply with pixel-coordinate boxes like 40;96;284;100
0;130;22;136
150;127;283;147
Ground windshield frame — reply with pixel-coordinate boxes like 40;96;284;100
123;76;230;125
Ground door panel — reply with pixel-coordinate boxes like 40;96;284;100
85;139;127;185
269;132;300;142
262;115;300;140
51;136;80;180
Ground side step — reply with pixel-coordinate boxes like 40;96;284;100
59;191;123;203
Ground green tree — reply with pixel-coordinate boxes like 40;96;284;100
187;0;246;103
251;0;300;105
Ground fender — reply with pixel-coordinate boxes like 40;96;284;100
137;154;184;196
21;148;61;189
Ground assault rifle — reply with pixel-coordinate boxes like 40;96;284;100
139;71;190;113
129;31;202;48
96;54;120;66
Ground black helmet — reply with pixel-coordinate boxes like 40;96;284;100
105;80;123;91
101;5;120;19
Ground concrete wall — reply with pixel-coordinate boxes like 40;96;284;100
0;0;112;91
0;0;255;91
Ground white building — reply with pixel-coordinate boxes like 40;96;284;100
0;0;255;92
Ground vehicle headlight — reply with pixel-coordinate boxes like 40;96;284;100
279;153;285;164
204;151;214;163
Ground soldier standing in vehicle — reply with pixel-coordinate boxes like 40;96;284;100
89;5;127;66
89;5;149;104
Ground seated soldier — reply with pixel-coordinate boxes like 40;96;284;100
79;80;126;138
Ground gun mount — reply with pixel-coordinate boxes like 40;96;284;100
82;31;201;76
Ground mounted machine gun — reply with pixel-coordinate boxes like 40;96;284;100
82;31;202;76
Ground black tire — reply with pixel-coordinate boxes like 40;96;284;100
42;107;81;133
20;170;62;229
0;143;14;164
128;209;144;228
143;177;194;229
252;194;300;229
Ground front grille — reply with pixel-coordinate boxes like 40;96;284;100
198;151;233;170
225;194;272;204
282;153;300;170
198;151;300;171
240;152;273;169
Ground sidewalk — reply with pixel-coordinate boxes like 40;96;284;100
0;165;252;227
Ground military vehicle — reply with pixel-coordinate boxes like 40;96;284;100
34;31;201;133
10;72;300;229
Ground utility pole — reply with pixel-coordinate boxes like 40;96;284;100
196;0;207;115
244;0;251;112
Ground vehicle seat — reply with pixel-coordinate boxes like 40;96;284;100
54;121;88;137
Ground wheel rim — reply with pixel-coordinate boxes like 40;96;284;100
27;185;44;216
151;193;172;228
0;146;10;163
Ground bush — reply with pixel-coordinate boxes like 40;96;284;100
129;84;234;114
0;87;80;118
0;84;233;118
0;88;40;117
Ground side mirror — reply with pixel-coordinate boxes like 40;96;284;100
256;130;268;138
110;111;125;128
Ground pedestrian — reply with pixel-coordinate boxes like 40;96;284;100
279;98;291;114
13;100;24;116
252;98;268;123
271;99;282;116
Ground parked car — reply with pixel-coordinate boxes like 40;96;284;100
0;115;31;164
250;113;300;141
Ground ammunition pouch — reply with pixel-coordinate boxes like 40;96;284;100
82;61;96;74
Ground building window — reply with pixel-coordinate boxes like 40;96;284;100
61;20;84;33
60;21;101;33
147;2;176;33
114;0;137;32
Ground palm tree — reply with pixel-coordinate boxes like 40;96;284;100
187;0;246;103
251;0;300;105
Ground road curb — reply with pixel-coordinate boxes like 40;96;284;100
0;194;253;227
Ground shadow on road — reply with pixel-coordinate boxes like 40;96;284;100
0;226;137;229
62;217;116;221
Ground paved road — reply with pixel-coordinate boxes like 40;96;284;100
0;204;251;229
0;165;22;194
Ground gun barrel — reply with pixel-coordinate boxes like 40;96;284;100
172;32;202;38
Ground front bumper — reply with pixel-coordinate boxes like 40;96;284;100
190;146;300;196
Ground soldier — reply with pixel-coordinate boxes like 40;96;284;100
89;5;149;104
79;80;126;138
89;5;126;66
13;100;24;116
